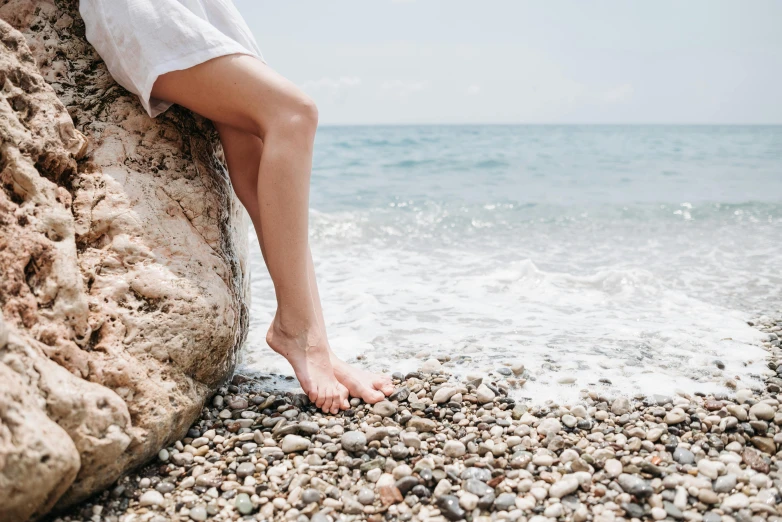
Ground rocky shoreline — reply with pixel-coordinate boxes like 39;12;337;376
50;316;782;522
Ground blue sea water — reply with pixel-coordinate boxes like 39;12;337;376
242;125;782;402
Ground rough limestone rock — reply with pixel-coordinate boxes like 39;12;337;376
0;2;250;520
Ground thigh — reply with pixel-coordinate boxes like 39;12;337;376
152;54;307;138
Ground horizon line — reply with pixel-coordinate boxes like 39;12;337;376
318;122;782;127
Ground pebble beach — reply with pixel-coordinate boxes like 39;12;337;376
51;315;782;522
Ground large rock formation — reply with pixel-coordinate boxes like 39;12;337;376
0;2;250;520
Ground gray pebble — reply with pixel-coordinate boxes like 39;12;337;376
341;431;367;453
494;492;517;511
436;495;465;521
673;446;695;465
618;473;653;498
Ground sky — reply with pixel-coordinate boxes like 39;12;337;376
234;0;782;125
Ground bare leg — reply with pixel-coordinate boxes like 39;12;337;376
153;55;348;413
215;122;393;403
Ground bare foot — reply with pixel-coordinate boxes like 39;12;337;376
331;355;395;404
266;316;349;414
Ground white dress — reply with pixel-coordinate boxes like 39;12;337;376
79;0;264;117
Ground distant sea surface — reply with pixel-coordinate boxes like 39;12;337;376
240;125;782;402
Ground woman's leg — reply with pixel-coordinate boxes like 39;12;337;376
152;55;349;413
215;122;393;403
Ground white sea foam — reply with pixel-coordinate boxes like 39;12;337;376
239;125;782;403
240;205;775;403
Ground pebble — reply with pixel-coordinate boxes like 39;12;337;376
373;401;397;417
604;458;623;478
721;492;749;510
238;494;257;516
408;417;437;432
138;490;165;508
437;495;465;521
611;397;632;415
703;512;721;522
545;503;564;518
475;384;496;403
537;418;562;437
697;459;724;479
357;488;375;505
341;431;367;452
236;461;255;478
421;358;441;372
433;387;457;404
749;402;775;420
460;492;479;511
549;475;579;498
302;488;321;504
618;473;653;498
665;408;687;424
673;446;695;465
401;431;421;448
444;440;466;457
493;493;516;511
188;505;207;521
389;386;409;402
281;434;311;453
464;478;494;497
713;474;737;493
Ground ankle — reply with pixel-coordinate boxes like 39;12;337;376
272;309;316;337
270;310;329;349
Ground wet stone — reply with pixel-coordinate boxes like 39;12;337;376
155;482;175;494
618;473;653;498
673;446;695;465
411;485;431;498
714;474;737;493
235;493;253;515
464;478;494;497
236;461;255;478
461;467;492;482
341;431;368;453
437;495;466;521
623;503;645;519
188;505;207;521
477;493;496;510
358;488;375;505
301;488;322;505
396;476;420;495
494;493;517;511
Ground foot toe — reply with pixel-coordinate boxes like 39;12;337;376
363;387;385;404
315;388;327;409
321;393;333;414
339;386;350;410
375;376;395;396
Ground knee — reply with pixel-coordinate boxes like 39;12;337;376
270;93;318;141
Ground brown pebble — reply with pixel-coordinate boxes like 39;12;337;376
378;485;404;506
487;475;504;488
704;400;723;411
742;447;770;474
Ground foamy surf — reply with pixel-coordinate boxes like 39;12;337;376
238;125;781;404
